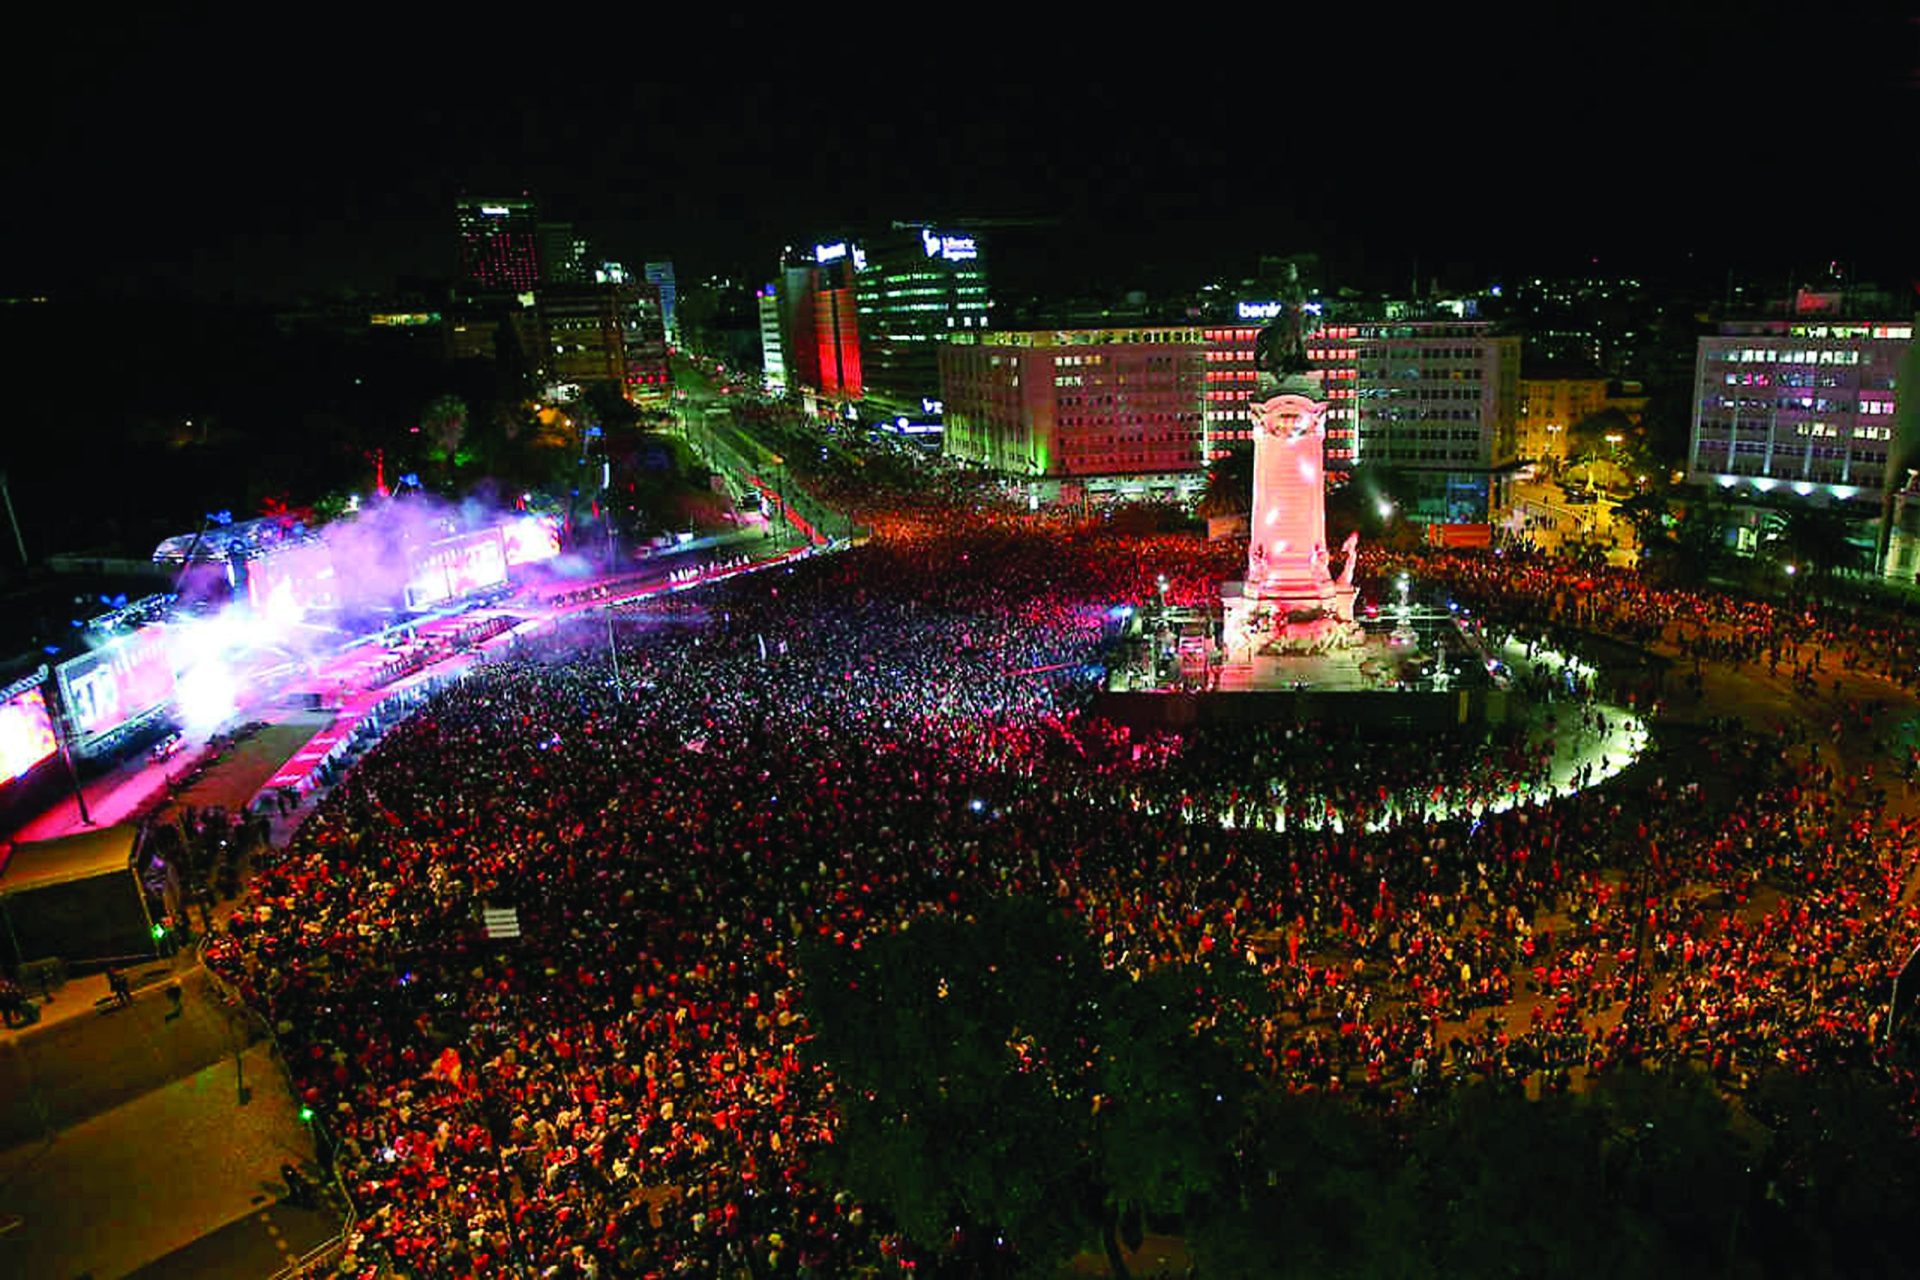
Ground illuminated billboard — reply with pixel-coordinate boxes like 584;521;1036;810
405;529;508;611
0;686;58;784
57;626;177;749
919;229;977;262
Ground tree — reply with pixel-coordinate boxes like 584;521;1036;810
583;381;639;435
1613;489;1676;569
1663;500;1730;586
1566;408;1639;494
1582;1067;1748;1275
1188;1089;1421;1280
1197;447;1253;524
801;898;1258;1277
1747;1067;1920;1278
802;899;1102;1274
1092;965;1256;1274
1768;505;1860;580
1412;1083;1618;1279
421;394;469;485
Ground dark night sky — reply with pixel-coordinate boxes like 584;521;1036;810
4;10;1916;302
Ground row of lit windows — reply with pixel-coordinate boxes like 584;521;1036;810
1361;386;1484;400
1361;447;1481;462
1709;395;1880;414
1699;420;1892;443
1362;409;1484;422
1716;348;1866;366
1787;324;1911;340
1360;427;1482;441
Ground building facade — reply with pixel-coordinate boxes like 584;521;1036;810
539;281;672;405
939;327;1207;501
770;252;862;403
1687;318;1913;504
1517;375;1607;466
757;285;786;394
852;224;990;404
456;198;541;295
538;222;592;284
1518;375;1649;467
1346;319;1520;522
644;262;678;341
1203;305;1360;473
1207;305;1516;520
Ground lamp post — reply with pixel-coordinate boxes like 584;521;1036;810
54;696;95;828
1154;574;1171;683
0;470;27;568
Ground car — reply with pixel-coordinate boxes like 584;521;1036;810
150;732;186;763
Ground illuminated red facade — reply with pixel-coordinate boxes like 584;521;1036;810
772;254;862;403
1205;321;1358;473
813;275;863;399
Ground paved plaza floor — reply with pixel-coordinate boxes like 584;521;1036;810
0;1038;324;1280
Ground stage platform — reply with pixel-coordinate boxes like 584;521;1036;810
1098;607;1508;733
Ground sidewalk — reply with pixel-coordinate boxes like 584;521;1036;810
0;1040;320;1280
0;949;193;1045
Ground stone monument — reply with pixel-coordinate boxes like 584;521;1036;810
1225;270;1361;657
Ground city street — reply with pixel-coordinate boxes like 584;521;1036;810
1502;476;1637;568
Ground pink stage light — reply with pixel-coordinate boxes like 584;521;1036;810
0;688;58;784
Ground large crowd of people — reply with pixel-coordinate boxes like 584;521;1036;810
205;516;1920;1278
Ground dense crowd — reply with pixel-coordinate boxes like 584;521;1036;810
206;521;1920;1278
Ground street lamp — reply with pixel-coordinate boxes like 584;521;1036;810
1390;573;1416;646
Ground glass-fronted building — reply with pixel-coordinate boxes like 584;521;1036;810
853;224;990;404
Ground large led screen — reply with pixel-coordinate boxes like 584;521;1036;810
57;626;178;748
247;540;338;621
502;515;562;566
405;529;508;611
0;687;58;783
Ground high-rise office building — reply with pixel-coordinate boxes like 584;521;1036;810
771;249;862;402
757;285;786;394
539;222;593;284
1211;303;1519;520
456;197;541;294
1687;318;1913;504
644;262;678;341
853;224;989;403
938;326;1207;502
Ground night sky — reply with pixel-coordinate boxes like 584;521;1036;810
4;11;1916;302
